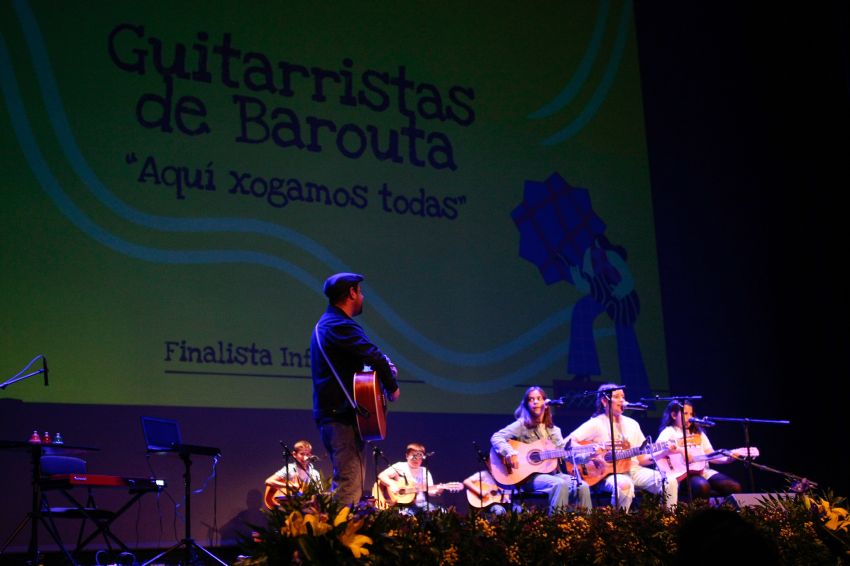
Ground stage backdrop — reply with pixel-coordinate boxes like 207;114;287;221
0;1;666;413
1;0;666;414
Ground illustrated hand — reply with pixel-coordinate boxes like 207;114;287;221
611;281;630;300
570;265;590;294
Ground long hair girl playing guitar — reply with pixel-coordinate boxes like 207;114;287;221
490;386;593;513
656;401;746;500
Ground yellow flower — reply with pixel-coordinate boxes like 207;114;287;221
281;510;332;537
333;506;351;527
338;518;373;558
819;499;850;532
506;543;521;565
303;513;332;536
282;511;306;537
440;544;459;566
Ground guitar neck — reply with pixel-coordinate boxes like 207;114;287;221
404;482;457;494
603;440;667;462
538;444;599;463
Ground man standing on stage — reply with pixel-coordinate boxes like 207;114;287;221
311;272;400;506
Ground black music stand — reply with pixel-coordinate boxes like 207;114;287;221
142;443;225;566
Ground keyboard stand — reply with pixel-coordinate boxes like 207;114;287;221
0;442;98;566
142;444;226;566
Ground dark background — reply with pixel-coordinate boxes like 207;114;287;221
635;2;849;496
2;2;848;555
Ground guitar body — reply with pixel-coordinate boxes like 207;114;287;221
263;485;280;510
466;479;511;508
489;439;560;486
372;479;464;508
263;484;299;510
353;370;387;441
488;439;602;486
563;448;631;487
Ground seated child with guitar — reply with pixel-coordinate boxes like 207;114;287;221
463;453;514;516
375;442;462;513
264;439;323;509
656;400;747;500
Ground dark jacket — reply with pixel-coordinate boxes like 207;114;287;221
310;305;398;425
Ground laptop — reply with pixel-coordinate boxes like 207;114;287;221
141;416;182;452
140;416;221;456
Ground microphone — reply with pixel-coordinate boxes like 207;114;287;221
622;401;649;411
425;451;436;458
42;355;49;387
544;398;565;406
306;455;320;463
280;441;292;452
689;417;715;427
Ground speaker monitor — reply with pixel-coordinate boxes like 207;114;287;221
723;492;793;509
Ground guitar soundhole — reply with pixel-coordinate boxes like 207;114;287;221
527;450;541;464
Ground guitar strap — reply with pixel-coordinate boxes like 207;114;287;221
313;324;369;418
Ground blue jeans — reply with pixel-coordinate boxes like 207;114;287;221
320;421;365;506
526;472;592;513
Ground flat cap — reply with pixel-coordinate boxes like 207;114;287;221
323;272;364;302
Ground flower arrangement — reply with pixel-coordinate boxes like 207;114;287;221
237;486;849;565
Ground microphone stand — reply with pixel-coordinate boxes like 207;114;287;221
0;354;48;390
644;435;669;508
601;390;620;509
723;453;817;492
701;416;790;492
370;443;388;508
580;386;623;508
279;442;293;498
472;442;487;520
563;439;582;508
423;455;431;512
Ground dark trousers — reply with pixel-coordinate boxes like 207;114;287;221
320;421;365;506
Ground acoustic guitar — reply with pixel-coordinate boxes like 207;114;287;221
263;484;299;510
371;479;464;508
563;439;676;486
465;477;511;508
353;369;387;441
488;439;600;486
657;446;760;482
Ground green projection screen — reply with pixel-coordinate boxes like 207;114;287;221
1;0;665;414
